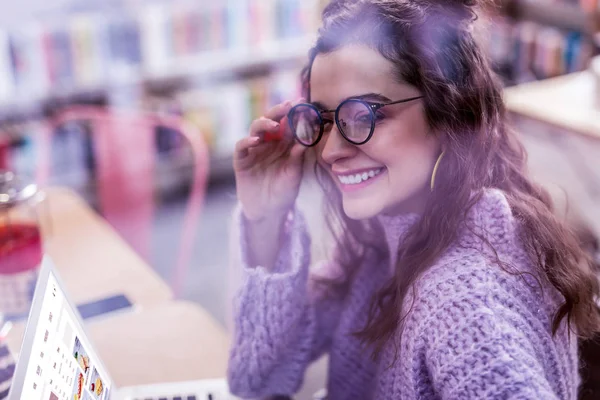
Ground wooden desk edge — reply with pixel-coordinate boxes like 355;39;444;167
43;186;173;304
504;72;600;141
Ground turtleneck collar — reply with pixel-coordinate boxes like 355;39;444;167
376;212;420;270
375;189;515;270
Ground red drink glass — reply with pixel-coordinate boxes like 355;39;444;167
0;172;45;317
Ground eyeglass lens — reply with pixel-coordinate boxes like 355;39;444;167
289;100;374;146
337;100;373;144
289;104;322;146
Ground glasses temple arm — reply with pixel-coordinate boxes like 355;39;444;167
385;95;424;106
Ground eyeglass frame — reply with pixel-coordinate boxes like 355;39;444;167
288;95;424;147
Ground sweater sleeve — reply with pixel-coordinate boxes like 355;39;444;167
420;279;566;400
0;341;15;398
227;205;342;399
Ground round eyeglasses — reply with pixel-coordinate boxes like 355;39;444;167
288;96;423;147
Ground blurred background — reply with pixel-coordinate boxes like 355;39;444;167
0;0;600;396
0;0;322;321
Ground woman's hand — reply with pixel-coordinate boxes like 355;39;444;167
234;100;306;223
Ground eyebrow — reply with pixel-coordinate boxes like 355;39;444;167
311;92;393;111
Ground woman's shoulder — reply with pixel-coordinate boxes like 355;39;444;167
411;239;559;327
405;188;565;329
402;256;561;357
456;188;518;254
416;248;538;296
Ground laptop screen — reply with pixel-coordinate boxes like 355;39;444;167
17;270;113;400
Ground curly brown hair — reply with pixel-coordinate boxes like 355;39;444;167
301;0;600;359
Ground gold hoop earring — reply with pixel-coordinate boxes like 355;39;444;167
430;151;445;192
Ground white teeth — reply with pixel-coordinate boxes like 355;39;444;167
338;168;383;185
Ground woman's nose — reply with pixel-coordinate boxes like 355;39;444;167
320;125;356;165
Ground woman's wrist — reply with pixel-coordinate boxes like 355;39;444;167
243;207;293;270
243;206;292;231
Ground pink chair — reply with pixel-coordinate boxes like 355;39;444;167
36;105;210;298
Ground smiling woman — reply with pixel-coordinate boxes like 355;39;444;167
227;1;600;399
310;44;437;219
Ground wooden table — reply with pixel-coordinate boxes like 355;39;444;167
504;71;600;238
88;301;230;387
41;187;172;307
504;71;600;140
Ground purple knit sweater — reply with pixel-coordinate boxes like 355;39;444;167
227;189;579;399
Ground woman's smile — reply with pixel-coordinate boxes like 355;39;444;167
333;167;386;192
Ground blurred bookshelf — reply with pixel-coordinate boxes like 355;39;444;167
0;0;320;197
0;0;319;112
480;0;600;85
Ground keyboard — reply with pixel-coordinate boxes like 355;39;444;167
131;396;218;400
129;396;222;400
116;378;240;400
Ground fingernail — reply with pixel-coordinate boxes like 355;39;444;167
250;136;260;143
271;121;280;128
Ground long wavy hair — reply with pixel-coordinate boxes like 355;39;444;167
301;0;600;359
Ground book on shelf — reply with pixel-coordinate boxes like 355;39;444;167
8;23;50;101
70;14;108;88
481;13;594;84
227;0;251;50
45;26;75;88
107;14;143;81
140;4;170;76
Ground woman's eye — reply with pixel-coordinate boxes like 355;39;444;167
374;111;386;123
354;114;371;124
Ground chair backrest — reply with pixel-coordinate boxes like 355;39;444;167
0;135;10;170
36;105;210;298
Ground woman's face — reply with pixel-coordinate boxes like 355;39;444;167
311;44;441;219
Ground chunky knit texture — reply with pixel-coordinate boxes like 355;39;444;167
227;189;580;399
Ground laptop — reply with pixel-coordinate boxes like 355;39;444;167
7;256;239;400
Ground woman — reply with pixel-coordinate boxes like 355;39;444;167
228;0;600;399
